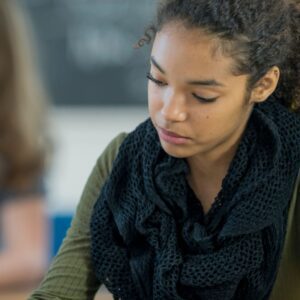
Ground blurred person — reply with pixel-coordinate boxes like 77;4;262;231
30;0;300;299
0;0;50;291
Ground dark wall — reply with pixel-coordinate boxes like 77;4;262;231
22;0;155;106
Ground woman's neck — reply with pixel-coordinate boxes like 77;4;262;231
186;134;241;182
185;132;243;214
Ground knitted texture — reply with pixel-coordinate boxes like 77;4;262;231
90;97;300;300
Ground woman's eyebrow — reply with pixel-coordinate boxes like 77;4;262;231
187;79;224;87
150;56;225;87
150;56;166;74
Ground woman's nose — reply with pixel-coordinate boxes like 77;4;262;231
161;88;187;122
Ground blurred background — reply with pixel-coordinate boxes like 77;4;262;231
23;0;154;239
0;1;155;296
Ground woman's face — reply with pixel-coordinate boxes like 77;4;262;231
148;22;255;159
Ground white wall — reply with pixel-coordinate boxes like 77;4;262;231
46;106;148;214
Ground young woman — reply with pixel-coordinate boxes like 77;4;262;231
29;0;300;299
0;0;50;290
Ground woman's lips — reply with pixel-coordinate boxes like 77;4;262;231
158;127;190;145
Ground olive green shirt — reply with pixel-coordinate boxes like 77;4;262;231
29;133;300;300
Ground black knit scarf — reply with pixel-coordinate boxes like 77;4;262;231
90;97;300;300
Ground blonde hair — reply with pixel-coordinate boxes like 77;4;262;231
0;0;50;190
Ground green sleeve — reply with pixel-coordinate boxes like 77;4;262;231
28;132;128;300
270;169;300;300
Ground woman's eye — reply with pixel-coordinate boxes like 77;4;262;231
146;72;166;86
146;72;217;103
192;93;218;103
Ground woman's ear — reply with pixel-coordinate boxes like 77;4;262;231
249;66;280;104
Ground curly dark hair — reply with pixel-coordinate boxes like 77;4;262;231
136;0;300;113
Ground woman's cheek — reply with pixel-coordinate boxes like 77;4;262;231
148;86;163;110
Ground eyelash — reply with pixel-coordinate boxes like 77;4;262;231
146;72;218;103
146;72;166;86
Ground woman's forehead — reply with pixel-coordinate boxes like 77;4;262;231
151;25;235;81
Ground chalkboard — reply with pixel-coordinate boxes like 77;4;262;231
22;0;156;106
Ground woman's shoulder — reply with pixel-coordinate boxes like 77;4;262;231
270;168;300;299
67;132;129;237
95;132;128;174
78;132;129;211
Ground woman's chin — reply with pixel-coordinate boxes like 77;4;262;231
159;140;193;158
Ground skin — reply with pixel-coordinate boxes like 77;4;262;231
0;196;48;291
148;21;280;214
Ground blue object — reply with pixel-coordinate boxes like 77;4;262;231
51;214;73;257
